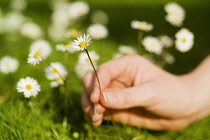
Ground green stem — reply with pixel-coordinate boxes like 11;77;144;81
85;49;102;94
64;52;73;108
138;31;144;54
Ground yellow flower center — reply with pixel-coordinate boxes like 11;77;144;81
25;85;32;90
34;52;41;58
71;30;78;38
182;38;186;43
151;43;156;48
86;58;90;62
64;45;70;49
51;69;58;74
139;22;146;29
55;77;62;82
79;41;87;48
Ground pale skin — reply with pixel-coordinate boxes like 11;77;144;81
82;54;210;131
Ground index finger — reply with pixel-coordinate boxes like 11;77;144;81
91;55;140;103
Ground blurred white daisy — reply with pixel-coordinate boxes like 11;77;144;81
10;0;27;11
45;62;67;81
29;39;52;59
65;29;79;38
165;14;185;27
50;76;65;88
2;12;25;32
159;35;173;48
113;53;123;59
0;56;19;74
51;6;71;27
164;53;175;64
56;43;77;53
165;2;185;15
27;48;43;65
87;24;108;39
119;45;137;55
175;28;194;53
78;51;99;64
48;25;66;42
17;77;40;98
91;10;109;25
72;34;92;51
164;2;185;27
131;20;153;32
75;63;94;78
68;1;89;19
20;22;42;40
142;36;163;55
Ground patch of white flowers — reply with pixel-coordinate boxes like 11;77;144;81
165;2;185;27
0;56;19;74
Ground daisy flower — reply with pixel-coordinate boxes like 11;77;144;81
68;1;89;19
48;25;66;42
142;36;163;55
164;2;185;27
65;29;79;38
75;63;94;78
87;24;108;39
164;53;175;64
119;45;137;55
27;48;43;65
0;56;19;74
29;39;52;59
113;53;123;59
56;43;77;53
20;22;42;40
91;10;109;25
159;35;173;48
27;40;52;65
175;28;194;53
17;77;40;98
131;20;153;32
51;6;71;27
50;76;65;88
165;2;185;15
78;51;100;64
72;34;92;51
3;12;25;32
45;62;67;81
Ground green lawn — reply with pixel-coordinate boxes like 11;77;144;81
1;0;210;139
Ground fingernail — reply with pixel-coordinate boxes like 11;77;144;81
102;92;107;103
94;104;99;115
92;114;98;122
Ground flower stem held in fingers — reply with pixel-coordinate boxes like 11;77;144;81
84;48;106;103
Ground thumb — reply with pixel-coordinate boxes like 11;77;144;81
100;84;158;109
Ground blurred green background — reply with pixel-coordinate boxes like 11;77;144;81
1;0;210;74
89;0;210;75
1;0;210;139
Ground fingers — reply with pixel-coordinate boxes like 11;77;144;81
100;83;158;109
91;55;141;103
104;109;189;131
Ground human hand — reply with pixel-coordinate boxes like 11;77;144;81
82;55;210;130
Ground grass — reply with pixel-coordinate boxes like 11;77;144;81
1;0;210;139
